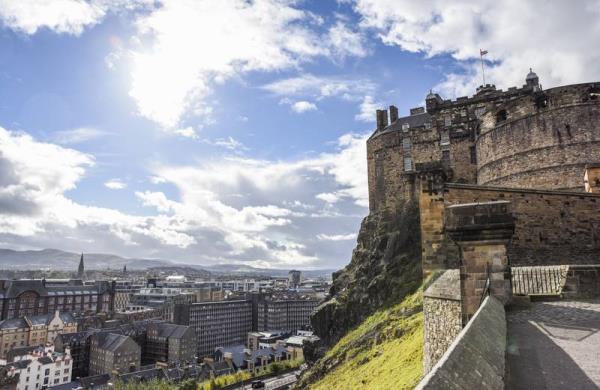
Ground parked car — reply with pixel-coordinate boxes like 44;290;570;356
251;380;266;389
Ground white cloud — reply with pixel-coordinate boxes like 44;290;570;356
351;0;600;97
0;0;152;35
0;127;195;248
316;233;356;241
355;95;381;122
104;179;127;190
0;0;106;35
291;100;317;113
327;21;369;59
126;0;332;128
173;126;198;139
0;127;368;268
212;136;247;152
316;192;339;204
263;74;375;100
53;127;108;145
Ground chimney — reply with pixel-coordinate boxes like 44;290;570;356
376;109;389;130
389;105;399;123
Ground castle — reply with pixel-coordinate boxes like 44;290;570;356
368;69;600;212
365;71;600;383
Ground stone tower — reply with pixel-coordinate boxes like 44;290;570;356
77;253;85;280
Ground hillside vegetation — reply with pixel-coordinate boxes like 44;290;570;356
297;288;424;389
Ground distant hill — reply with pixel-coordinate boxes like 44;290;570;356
0;248;334;278
0;248;173;271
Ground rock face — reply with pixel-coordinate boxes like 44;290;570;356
311;201;422;347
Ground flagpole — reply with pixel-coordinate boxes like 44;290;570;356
480;51;486;86
479;49;487;87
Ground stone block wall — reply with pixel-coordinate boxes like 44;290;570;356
445;183;600;266
423;270;462;373
416;296;506;390
477;99;600;191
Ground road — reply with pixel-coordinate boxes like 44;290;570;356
236;369;301;390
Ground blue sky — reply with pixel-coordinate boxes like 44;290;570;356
0;0;599;269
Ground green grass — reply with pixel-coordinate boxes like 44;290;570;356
303;288;424;390
197;358;304;390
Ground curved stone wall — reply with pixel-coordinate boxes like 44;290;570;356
477;85;600;191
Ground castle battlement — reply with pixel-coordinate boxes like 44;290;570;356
366;69;600;212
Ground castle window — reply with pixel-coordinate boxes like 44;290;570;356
402;138;411;151
470;146;477;164
424;122;431;129
496;109;507;124
403;157;413;172
440;133;450;146
401;123;410;132
442;150;450;161
444;116;451;127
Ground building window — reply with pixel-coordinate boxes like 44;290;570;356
442;150;450;161
402;138;411;151
401;123;410;132
440;132;450;146
444;116;451;127
470;146;477;164
496;109;507;124
403;157;413;172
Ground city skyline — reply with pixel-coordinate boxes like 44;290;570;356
1;1;600;269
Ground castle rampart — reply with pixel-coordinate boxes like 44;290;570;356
477;83;600;190
367;72;600;212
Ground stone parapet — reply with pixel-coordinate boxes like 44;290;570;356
423;270;462;373
416;296;506;390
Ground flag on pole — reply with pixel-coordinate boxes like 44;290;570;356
480;49;488;56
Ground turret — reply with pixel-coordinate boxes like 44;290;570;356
425;90;443;114
526;68;539;89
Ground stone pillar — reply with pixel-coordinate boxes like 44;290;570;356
418;167;447;278
584;164;600;193
418;163;459;278
445;201;515;324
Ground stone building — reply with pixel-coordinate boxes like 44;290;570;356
174;300;254;358
88;333;140;376
1;345;73;390
0;311;77;359
256;297;319;332
54;330;96;381
367;72;600;212
288;270;301;288
0;279;116;321
145;322;196;364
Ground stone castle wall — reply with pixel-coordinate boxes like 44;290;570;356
367;81;600;212
477;84;600;190
423;270;462;373
444;183;600;266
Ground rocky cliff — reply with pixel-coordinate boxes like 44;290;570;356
298;201;424;388
311;200;422;347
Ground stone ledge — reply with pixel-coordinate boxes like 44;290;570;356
416;296;506;390
424;270;461;301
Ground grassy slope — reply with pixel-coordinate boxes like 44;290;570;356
307;288;423;390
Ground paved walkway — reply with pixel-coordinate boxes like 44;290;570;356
506;300;600;390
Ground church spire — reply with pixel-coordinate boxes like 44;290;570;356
78;253;85;279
